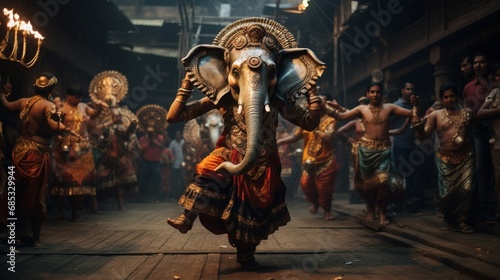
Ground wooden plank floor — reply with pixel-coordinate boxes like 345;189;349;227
4;201;360;255
0;198;468;279
5;251;464;280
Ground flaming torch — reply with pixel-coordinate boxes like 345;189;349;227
1;8;44;68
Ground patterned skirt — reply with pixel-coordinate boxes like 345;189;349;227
178;147;290;245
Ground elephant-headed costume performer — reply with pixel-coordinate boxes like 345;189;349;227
89;71;139;210
136;104;169;201
166;17;326;269
183;109;223;183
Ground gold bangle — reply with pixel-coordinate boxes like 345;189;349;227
175;98;187;104
309;106;320;111
308;95;322;105
178;88;193;94
177;91;191;97
324;105;334;115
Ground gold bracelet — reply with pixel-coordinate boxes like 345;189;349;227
177;91;191;97
178;88;193;94
181;100;203;120
324;105;334;115
181;79;193;90
309;106;320;111
324;105;339;117
175;98;187;103
308;95;322;105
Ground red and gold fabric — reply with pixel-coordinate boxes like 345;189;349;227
12;137;51;219
96;134;138;191
295;115;339;211
51;137;96;196
178;145;290;245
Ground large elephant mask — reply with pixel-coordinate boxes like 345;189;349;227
182;17;325;175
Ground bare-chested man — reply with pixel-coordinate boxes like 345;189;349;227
51;85;105;221
0;72;67;245
328;82;416;227
414;82;476;233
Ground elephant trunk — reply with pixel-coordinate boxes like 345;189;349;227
215;89;265;175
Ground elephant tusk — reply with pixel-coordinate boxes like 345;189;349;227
264;94;271;112
237;104;243;114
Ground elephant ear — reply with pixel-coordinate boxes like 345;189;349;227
182;45;230;104
276;48;326;104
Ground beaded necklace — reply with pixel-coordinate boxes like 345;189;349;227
367;104;384;124
442;108;467;146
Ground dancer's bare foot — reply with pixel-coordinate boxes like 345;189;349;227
32;240;43;247
324;212;335;220
379;214;391;226
365;203;375;223
309;205;319;215
365;212;375;223
167;214;193;234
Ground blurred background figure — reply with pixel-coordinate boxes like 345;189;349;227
477;61;500;224
169;130;185;201
160;134;175;202
182;110;223;186
94;108;138;210
51;85;102;222
276;118;300;206
391;82;425;212
136;104;169;203
278;94;340;220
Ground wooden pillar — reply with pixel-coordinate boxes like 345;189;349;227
383;69;400;103
429;45;453;100
432;65;454;100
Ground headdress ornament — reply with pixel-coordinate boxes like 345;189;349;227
34;75;57;88
212;17;297;59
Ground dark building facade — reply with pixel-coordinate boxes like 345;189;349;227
328;0;500;109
